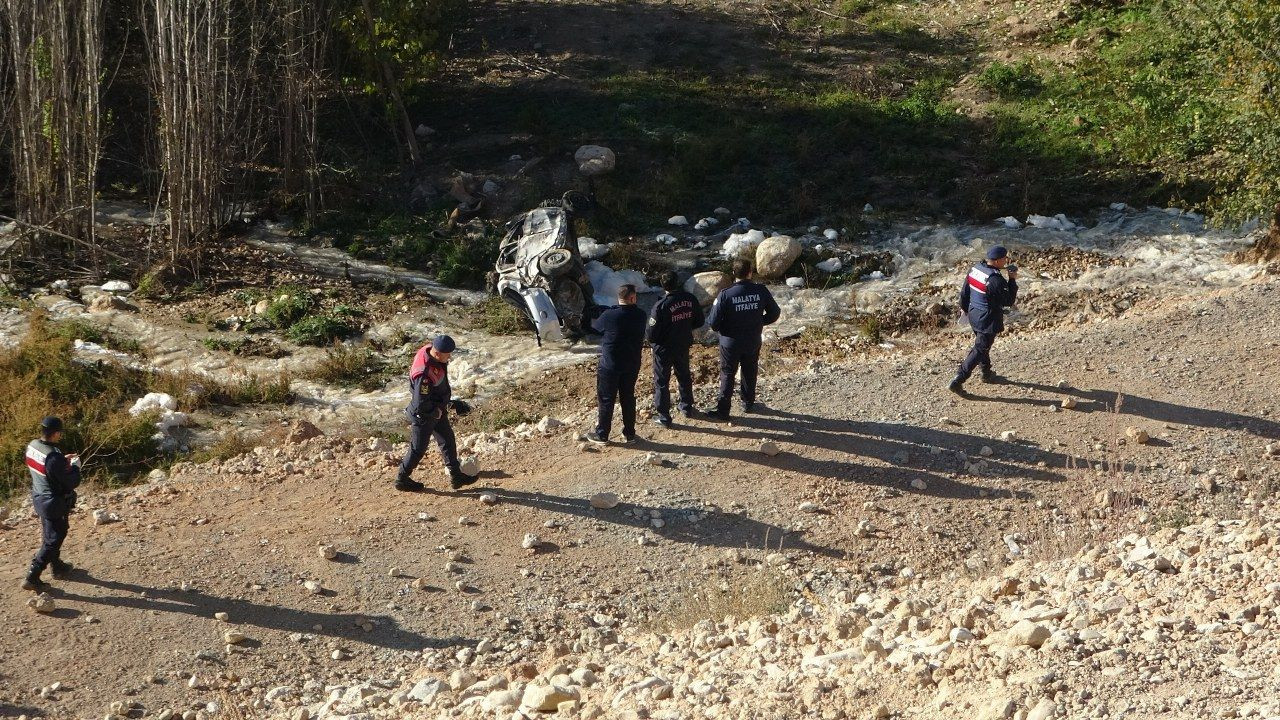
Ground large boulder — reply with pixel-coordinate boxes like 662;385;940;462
574;145;616;176
520;682;579;712
754;235;802;279
685;271;731;307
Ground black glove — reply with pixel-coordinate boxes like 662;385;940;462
449;399;472;416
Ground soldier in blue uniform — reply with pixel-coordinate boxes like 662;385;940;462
949;246;1019;395
397;334;478;492
587;284;648;443
706;259;781;419
647;271;705;427
22;417;81;590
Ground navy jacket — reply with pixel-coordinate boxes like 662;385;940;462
26;438;81;500
707;280;781;345
959;262;1018;334
406;344;452;424
591;304;647;372
646;290;705;349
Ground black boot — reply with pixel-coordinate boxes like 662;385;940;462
395;477;425;492
948;374;968;396
449;467;478;491
21;569;45;592
981;369;1005;384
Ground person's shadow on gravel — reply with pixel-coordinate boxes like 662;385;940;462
50;570;467;652
439;487;846;559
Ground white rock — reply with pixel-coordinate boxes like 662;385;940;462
754;235;803;279
686;271;732;306
1061;397;1078;409
999;430;1016;441
459;456;480;476
714;207;731;216
645;452;664;466
574;145;616;176
28;593;56;613
668;215;689;226
816;257;842;273
1026;698;1057;720
318;545;337;560
823;228;839;240
479;493;498;505
785;276;805;288
101;280;132;293
799;501;821;513
366;437;391;453
92;509;121;525
223;631;246;645
521;683;579;712
536;416;564;434
759;441;781;457
303;580;323;595
1005;620;1051;648
910;478;928;491
521;533;542;550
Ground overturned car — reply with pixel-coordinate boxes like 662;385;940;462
490;191;597;343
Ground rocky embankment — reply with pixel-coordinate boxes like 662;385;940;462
241;503;1280;720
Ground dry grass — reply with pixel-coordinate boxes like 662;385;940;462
647;564;792;632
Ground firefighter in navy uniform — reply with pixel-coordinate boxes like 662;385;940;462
949;245;1019;395
587;284;648;443
22;416;82;590
396;334;479;492
647;271;705;427
706;259;781;419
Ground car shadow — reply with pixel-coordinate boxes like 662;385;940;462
49;570;468;652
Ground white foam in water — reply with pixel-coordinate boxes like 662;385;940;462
586;261;655;306
721;229;766;257
577;236;611;260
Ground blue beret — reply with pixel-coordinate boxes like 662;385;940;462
986;246;1009;261
432;334;456;353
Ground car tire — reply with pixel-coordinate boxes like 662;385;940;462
538;248;574;277
561;190;593;216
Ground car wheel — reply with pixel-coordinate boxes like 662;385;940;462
562;190;593;216
538;248;574;276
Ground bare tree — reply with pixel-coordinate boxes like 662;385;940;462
144;0;269;274
0;0;103;260
275;0;331;223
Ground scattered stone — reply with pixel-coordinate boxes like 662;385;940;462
27;593;56;613
92;509;121;525
366;437;391;453
759;441;781;457
755;235;803;279
286;420;324;444
668;215;689;226
590;492;620;510
1125;426;1150;444
685;271;732;307
1232;467;1247;481
459;456;480;476
303;580;323;595
1005;620;1051;649
854;519;874;538
644;452;664;467
910;478;928;491
318;545;337;560
1061;397;1078;410
999;430;1016;441
521;682;579;712
979;446;994;457
521;533;542;550
799;501;821;513
536;416;564;434
223;631;246;645
214;612;229;622
479;492;498;505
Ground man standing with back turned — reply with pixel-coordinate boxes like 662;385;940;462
706;259;780;420
949;245;1019;395
23;416;81;590
588;284;647;443
647;271;704;427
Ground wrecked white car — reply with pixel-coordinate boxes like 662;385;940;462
491;191;597;343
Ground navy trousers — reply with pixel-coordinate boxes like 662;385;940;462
398;412;459;482
30;493;70;575
652;344;694;421
596;365;639;439
716;339;760;414
958;331;997;380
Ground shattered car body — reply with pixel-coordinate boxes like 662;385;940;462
492;191;597;343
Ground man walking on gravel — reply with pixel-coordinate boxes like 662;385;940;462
648;271;705;427
22;416;81;590
587;284;647;443
706;259;781;419
949;245;1019;395
397;334;478;492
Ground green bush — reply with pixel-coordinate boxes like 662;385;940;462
978;62;1044;100
287;315;354;346
48;318;144;355
471;297;531;336
262;286;314;329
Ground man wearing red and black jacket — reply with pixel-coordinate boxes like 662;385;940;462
396;334;478;492
949;246;1019;395
23;416;81;590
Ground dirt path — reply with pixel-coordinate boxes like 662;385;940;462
1;275;1278;717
